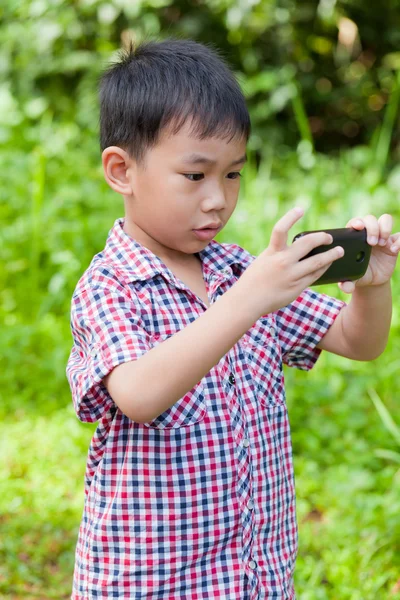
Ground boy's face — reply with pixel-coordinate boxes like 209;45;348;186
123;120;247;264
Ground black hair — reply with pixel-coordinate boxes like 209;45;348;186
99;37;251;164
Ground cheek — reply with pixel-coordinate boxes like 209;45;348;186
157;177;194;222
226;184;240;207
169;176;200;207
171;174;195;194
137;172;175;206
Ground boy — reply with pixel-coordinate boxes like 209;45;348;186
66;38;400;599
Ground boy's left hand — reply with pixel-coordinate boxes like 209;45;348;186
339;214;400;294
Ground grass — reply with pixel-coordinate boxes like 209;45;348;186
1;118;400;598
0;408;94;598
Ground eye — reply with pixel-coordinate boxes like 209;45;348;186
183;173;204;182
227;172;242;179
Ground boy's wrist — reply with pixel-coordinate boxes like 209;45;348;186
226;279;265;325
354;279;391;295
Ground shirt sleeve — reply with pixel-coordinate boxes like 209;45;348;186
66;273;152;423
274;288;346;371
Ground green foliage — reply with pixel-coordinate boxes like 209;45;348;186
2;1;400;598
3;0;400;156
0;407;95;598
369;388;400;466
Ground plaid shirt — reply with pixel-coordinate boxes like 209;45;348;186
67;218;345;599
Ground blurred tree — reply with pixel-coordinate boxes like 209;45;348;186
2;0;400;160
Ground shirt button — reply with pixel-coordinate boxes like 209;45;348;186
222;267;231;275
228;374;236;385
90;348;97;358
269;326;276;337
247;499;255;510
249;559;257;570
243;438;250;448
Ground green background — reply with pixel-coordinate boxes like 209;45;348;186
1;0;400;597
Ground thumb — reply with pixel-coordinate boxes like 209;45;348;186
338;280;355;294
269;207;305;252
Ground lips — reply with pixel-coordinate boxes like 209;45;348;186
200;225;221;230
193;226;222;241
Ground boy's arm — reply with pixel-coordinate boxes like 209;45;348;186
317;212;400;361
104;208;344;423
316;281;392;361
104;283;256;423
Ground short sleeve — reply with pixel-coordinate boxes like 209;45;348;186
275;288;345;371
66;278;151;423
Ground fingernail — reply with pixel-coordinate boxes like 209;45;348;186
337;246;344;256
368;236;378;245
391;245;399;253
379;238;386;246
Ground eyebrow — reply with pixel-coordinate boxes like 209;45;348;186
181;153;247;168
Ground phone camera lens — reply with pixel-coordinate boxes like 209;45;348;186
356;251;365;262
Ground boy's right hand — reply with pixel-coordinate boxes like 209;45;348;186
237;207;344;320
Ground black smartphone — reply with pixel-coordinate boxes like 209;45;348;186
292;227;371;285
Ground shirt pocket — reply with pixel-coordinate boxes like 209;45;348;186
142;332;207;429
243;316;285;408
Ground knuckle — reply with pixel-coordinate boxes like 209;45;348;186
314;256;328;270
276;253;288;269
320;233;332;245
273;223;285;235
309;232;328;247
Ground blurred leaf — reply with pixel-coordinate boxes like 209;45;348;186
368;388;400;446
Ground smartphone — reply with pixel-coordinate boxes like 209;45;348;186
292;227;371;285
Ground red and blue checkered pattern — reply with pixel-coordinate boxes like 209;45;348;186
67;218;345;599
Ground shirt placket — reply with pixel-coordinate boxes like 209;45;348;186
221;343;262;600
208;265;262;597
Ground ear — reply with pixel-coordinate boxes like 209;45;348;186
102;146;135;197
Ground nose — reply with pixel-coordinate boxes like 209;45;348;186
203;184;227;211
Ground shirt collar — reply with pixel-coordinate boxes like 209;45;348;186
102;218;249;283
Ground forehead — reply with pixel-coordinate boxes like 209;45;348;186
153;119;247;164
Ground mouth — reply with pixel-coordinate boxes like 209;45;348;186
195;223;222;230
192;225;222;240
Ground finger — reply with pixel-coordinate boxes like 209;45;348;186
338;281;355;294
388;232;400;254
291;231;333;261
377;214;393;246
269;207;304;251
297;245;344;280
346;215;381;245
345;217;365;230
360;214;380;246
300;253;342;288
